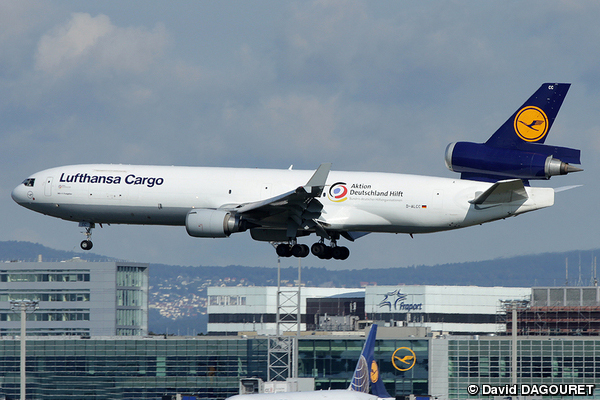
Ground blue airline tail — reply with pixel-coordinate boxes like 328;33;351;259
348;324;392;398
486;83;570;147
445;83;582;183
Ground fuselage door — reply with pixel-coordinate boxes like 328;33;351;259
44;177;53;197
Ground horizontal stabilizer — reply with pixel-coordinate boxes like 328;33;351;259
469;179;528;205
554;184;583;193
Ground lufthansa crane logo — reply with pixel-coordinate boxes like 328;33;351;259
370;360;379;383
514;106;549;142
392;347;416;371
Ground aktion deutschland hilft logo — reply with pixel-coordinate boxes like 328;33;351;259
328;182;348;202
514;106;549;142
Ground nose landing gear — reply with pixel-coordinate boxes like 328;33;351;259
79;222;95;251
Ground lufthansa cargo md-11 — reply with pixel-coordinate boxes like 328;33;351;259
12;83;582;260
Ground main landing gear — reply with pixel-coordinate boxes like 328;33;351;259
79;222;95;251
311;241;350;260
275;239;350;260
276;242;310;258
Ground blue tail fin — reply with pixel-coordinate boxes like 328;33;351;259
348;324;392;398
445;83;582;182
486;83;570;148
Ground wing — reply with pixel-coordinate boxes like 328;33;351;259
223;163;332;239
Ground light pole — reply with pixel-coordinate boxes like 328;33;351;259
10;300;39;400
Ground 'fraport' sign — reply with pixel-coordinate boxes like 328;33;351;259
378;289;423;312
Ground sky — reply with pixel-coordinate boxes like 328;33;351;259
1;0;599;270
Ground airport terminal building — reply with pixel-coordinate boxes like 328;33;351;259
365;285;531;334
208;285;531;336
207;286;365;335
0;261;148;336
0;333;599;399
1;261;599;399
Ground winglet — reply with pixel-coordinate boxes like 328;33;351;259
303;163;331;196
348;324;392;398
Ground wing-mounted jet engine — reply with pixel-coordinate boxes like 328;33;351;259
445;83;582;183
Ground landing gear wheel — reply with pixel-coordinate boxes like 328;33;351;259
322;246;333;260
340;246;350;260
300;244;310;257
292;244;310;258
332;246;350;260
311;243;327;258
276;243;292;257
80;240;93;251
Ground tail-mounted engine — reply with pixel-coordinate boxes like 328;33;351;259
445;141;582;182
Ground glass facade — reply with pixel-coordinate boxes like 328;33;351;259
117;266;145;287
0;336;429;400
0;270;90;282
0;338;268;400
448;338;600;399
116;265;148;336
298;337;429;397
6;334;597;399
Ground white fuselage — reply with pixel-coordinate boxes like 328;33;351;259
227;390;381;400
11;164;554;235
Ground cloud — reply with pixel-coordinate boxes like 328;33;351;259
255;94;341;151
0;1;47;44
2;1;600;270
35;12;168;77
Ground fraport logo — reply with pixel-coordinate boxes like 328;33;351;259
378;289;423;312
328;182;348;202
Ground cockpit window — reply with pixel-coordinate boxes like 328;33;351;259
22;178;35;187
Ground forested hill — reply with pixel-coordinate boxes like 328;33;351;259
1;240;598;288
0;241;115;263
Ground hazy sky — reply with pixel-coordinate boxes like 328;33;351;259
1;1;598;270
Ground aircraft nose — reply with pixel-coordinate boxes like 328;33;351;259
11;184;30;205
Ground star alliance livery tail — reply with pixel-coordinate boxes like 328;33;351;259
227;324;391;400
445;83;582;183
349;324;392;398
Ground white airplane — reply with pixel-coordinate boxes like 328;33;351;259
227;324;393;400
12;83;582;260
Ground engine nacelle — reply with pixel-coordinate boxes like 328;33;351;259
445;142;581;181
185;209;245;238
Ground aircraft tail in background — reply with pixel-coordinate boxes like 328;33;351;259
349;324;392;398
226;323;392;399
